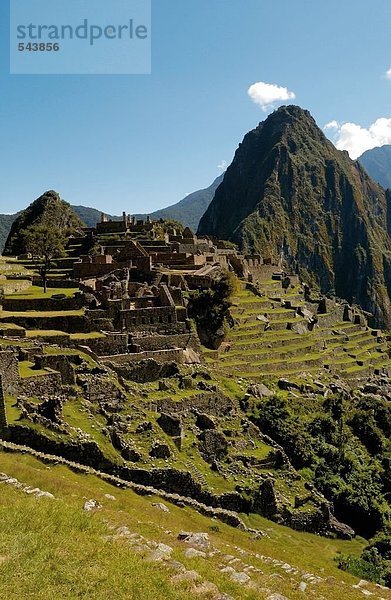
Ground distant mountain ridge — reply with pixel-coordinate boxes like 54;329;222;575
358;145;391;189
0;175;223;252
198;105;391;327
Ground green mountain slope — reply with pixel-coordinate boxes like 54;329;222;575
198;105;391;328
3;190;84;256
359;145;391;189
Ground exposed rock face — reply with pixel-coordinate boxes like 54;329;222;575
149;441;171;459
4;190;84;256
195;412;216;431
253;479;279;519
198;105;391;327
198;430;229;462
157;413;183;437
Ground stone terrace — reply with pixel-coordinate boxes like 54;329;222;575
205;279;391;382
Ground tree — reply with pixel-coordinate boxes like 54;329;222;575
23;224;66;293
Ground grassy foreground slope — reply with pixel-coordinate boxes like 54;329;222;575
1;450;390;600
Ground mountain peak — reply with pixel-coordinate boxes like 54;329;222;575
359;144;391;190
198;106;391;327
3;191;84;256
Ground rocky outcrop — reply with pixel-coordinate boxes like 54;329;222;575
157;413;183;437
198;429;229;462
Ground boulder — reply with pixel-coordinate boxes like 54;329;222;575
157;413;183;437
158;380;172;392
198;430;228;462
195;412;216;430
230;571;250;584
184;548;206;559
177;531;210;551
247;383;273;398
256;315;269;323
278;378;300;391
329;515;355;540
291;322;308;335
149;441;171;459
179;375;194;390
253;479;279;519
83;499;101;512
152;502;170;513
121;446;142;462
318;297;331;314
135;421;153;434
298;307;313;320
343;305;354;322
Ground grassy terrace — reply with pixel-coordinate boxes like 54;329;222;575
23;330;105;340
4;285;79;299
0;451;378;600
18;360;55;378
25;330;69;338
0;309;85;318
207;282;391;381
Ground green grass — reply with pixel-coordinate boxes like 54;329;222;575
0;450;379;600
62;397;121;463
4;285;79;300
4;395;20;423
0;309;85;318
18;361;54;378
26;330;70;338
70;332;106;340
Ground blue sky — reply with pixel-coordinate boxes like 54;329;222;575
1;0;391;214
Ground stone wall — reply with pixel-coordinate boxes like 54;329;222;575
129;333;192;352
33;333;70;346
76;374;126;405
2;314;91;333
74;257;152;279
247;264;279;283
0;324;26;338
35;355;76;385
0;280;32;295
0;350;19;394
18;372;62;398
8;426;111;470
83;332;128;356
32;278;80;289
0;376;8;436
108;359;179;383
153;392;235;417
2;295;83;313
101;348;184;365
120;305;177;329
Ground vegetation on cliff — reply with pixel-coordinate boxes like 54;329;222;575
3;190;84;256
247;390;390;539
198;105;391;327
187;270;237;348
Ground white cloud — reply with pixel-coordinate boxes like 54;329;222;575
248;81;296;112
217;160;227;172
324;117;391;159
324;120;339;131
385;67;391;80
